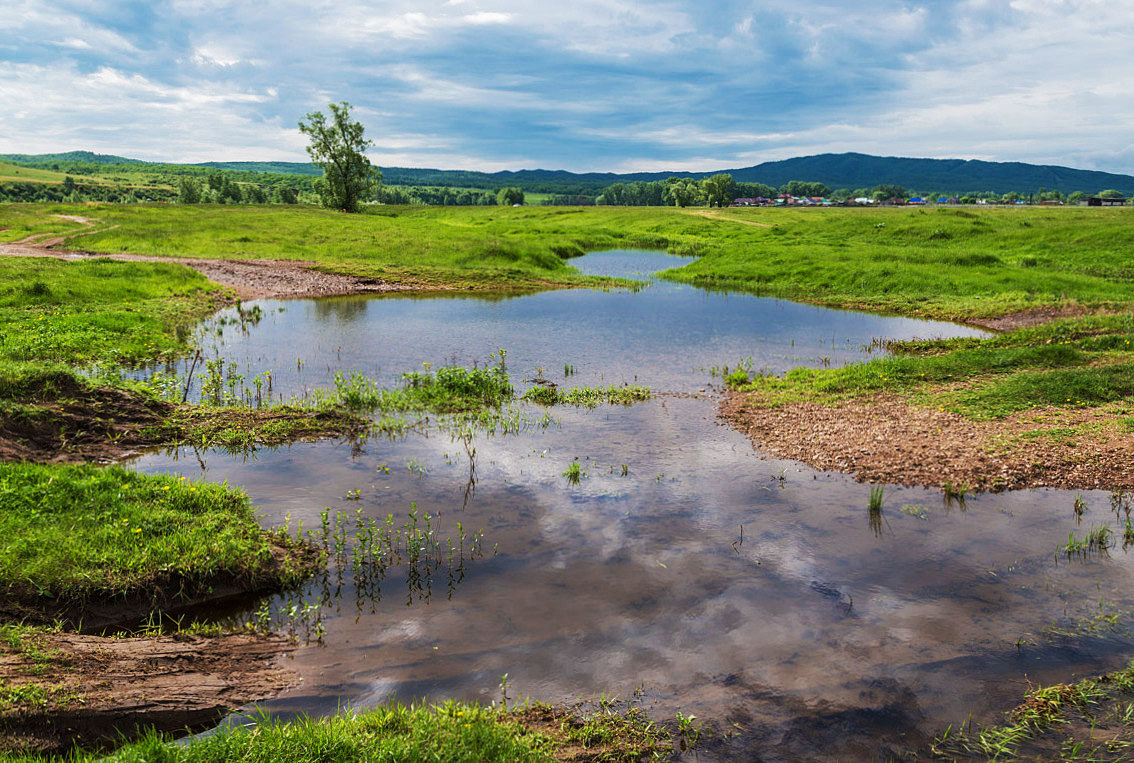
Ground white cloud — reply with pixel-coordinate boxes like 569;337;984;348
1;0;1132;173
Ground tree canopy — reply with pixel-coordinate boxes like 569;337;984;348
299;102;380;213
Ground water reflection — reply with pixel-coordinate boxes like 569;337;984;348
125;251;1134;758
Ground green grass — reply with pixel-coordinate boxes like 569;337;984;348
6;700;671;762
0;256;220;368
521;384;652;407
312;362;515;413
8;203;1131;316
662;205;1134;320
0;463;312;607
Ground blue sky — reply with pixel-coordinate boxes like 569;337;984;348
1;0;1132;173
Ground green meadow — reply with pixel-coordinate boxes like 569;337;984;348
3;203;1133;317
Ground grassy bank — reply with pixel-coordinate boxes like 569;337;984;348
728;314;1134;421
0;463;316;621
0;701;671;762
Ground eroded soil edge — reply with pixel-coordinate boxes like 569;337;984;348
0;631;299;755
721;391;1134;492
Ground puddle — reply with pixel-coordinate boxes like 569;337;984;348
130;250;1134;758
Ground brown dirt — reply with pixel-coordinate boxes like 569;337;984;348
0;378;362;465
968;303;1105;331
0;630;299;755
684;208;774;227
721;391;1134;492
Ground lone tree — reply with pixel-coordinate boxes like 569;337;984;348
299;102;380;212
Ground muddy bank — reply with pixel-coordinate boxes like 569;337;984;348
0;380;364;464
967;303;1109;332
721;391;1134;492
0;630;298;755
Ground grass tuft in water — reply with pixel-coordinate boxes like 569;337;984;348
520;384;651;407
563;461;584;485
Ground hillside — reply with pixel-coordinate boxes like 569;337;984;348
722;153;1134;195
195;153;1134;195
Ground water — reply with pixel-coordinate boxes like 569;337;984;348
130;251;1134;759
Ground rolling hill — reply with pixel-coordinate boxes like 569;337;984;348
195;153;1134;195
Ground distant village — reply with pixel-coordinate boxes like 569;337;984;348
730;193;1128;208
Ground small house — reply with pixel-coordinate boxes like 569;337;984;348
1087;196;1127;207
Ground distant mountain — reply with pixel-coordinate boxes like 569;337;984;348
719;153;1134;195
194;161;321;176
4;150;1133;195
0;150;143;166
237;153;1134;195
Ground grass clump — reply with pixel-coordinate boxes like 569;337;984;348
0;463;312;611
521;384;651;407
314;361;514;414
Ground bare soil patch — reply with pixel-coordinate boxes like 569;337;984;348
721;391;1134;492
968;303;1105;331
0;630;298;755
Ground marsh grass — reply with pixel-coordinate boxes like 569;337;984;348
733;317;1134;421
311;361;513;414
932;659;1134;760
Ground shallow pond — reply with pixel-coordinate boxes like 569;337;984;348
132;251;1134;759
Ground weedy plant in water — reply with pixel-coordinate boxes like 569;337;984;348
1059;526;1114;559
868;485;885;538
899;504;929;520
942;481;969;508
675;712;702;751
1073;494;1087;522
563;460;584;485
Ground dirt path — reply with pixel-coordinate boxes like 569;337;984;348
721;391;1134;492
0;631;298;754
683;208;774;227
0;215;418;299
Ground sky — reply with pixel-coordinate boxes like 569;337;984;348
1;0;1132;174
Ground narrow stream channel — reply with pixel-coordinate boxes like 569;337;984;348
130;250;1134;759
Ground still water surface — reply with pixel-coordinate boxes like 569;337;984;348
132;251;1134;759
